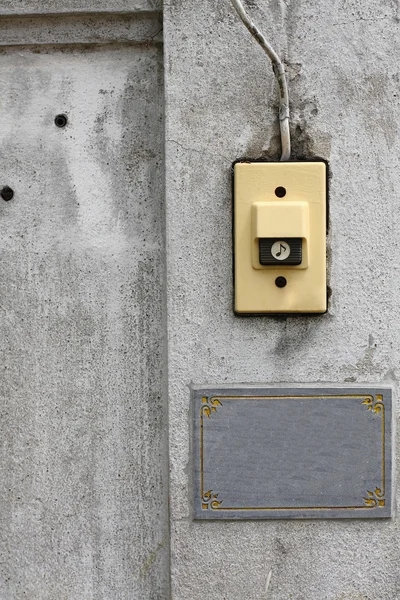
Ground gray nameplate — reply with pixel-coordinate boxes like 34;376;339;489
192;386;393;519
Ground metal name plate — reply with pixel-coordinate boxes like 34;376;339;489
192;386;393;519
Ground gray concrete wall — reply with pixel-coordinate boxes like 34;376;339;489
164;1;400;599
2;1;400;598
0;0;161;15
0;6;168;600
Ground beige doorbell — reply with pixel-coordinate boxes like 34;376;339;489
233;161;327;314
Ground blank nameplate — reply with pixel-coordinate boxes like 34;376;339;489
192;386;393;519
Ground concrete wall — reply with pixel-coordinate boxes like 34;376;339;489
0;0;161;15
164;1;400;599
0;5;168;600
2;0;400;598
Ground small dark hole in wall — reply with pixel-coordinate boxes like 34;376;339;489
275;186;286;198
1;186;14;201
54;114;68;128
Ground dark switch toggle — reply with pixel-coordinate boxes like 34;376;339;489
259;238;302;266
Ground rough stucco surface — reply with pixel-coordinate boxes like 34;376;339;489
0;13;163;47
0;43;168;599
0;0;161;15
164;1;400;599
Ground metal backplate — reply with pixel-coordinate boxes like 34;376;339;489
192;385;393;519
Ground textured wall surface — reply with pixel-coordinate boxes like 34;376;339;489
0;0;161;16
164;1;400;599
0;13;163;47
0;10;168;600
2;0;400;598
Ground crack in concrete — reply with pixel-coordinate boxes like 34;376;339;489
167;139;231;163
332;15;394;26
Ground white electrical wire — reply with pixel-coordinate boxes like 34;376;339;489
230;0;291;161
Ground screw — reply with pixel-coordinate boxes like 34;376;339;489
275;276;287;288
275;186;286;198
54;114;68;128
1;186;14;201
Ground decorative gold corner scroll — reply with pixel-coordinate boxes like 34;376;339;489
202;490;223;510
361;394;384;414
200;397;223;509
361;394;385;508
201;396;222;419
363;487;385;507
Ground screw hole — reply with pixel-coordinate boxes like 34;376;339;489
275;186;286;198
54;114;68;128
1;186;14;201
275;276;287;288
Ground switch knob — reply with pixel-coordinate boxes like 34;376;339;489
259;238;302;266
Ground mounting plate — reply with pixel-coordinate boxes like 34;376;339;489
233;161;327;314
